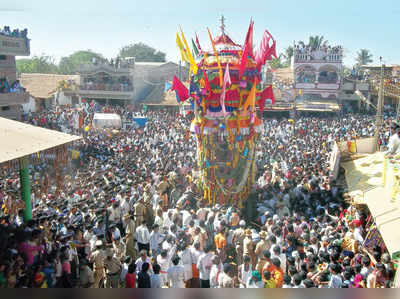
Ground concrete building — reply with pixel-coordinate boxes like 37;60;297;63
0;27;30;119
292;43;342;112
76;58;135;106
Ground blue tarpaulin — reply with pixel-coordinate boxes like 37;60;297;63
133;117;148;127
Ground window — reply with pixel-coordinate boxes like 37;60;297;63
0;55;6;60
1;106;10;111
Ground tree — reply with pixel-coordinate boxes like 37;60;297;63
58;50;104;74
119;42;166;62
16;54;58;74
269;54;286;69
283;46;294;66
356;49;373;66
308;35;328;50
298;36;328;51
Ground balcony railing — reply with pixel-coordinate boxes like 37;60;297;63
0;92;29;106
0;35;30;56
294;53;342;63
79;83;133;92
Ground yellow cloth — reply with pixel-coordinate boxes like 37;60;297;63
176;33;189;63
180;29;198;75
264;279;276;288
72;150;80;160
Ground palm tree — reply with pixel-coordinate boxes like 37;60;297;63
283;46;294;66
308;35;328;50
269;54;286;69
356;49;373;66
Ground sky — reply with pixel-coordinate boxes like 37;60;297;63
1;0;400;67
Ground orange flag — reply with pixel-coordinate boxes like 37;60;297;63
242;79;258;112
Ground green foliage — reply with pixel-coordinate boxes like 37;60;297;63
119;42;166;62
16;54;58;74
269;54;286;69
283;46;294;66
298;35;328;51
356;49;373;66
58;50;103;74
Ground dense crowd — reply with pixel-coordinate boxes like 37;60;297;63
0;104;398;288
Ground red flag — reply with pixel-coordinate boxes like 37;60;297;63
239;42;249;78
255;31;270;65
265;40;277;60
244;20;254;57
239;20;254;78
171;75;189;102
195;33;202;52
257;85;275;112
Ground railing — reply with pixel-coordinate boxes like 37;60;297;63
0;92;29;105
0;34;30;56
79;83;133;92
294;53;343;62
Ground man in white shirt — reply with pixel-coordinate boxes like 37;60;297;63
168;256;185;288
209;255;222;288
135;250;152;274
136;220;150;254
197;245;213;288
149;224;163;257
179;243;193;287
157;250;170;287
385;123;400;157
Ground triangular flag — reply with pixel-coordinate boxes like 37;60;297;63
171;75;189;102
180;28;198;74
239;41;249;78
242;79;258;112
176;33;189;62
244;20;254;57
220;63;232;116
195;33;202;52
191;39;199;57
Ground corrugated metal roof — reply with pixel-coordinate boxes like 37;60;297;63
0;117;81;163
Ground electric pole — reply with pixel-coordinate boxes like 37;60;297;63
375;57;384;151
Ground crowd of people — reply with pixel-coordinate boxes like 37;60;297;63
294;43;343;56
0;26;28;39
0;103;398;288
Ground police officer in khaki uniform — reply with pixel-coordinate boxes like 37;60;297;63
104;248;122;288
254;231;269;267
113;236;126;262
133;197;146;227
123;214;137;260
232;220;246;265
242;229;255;267
89;240;106;288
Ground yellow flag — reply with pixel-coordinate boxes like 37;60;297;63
207;27;223;87
176;33;189;62
179;28;198;75
242;80;257;112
